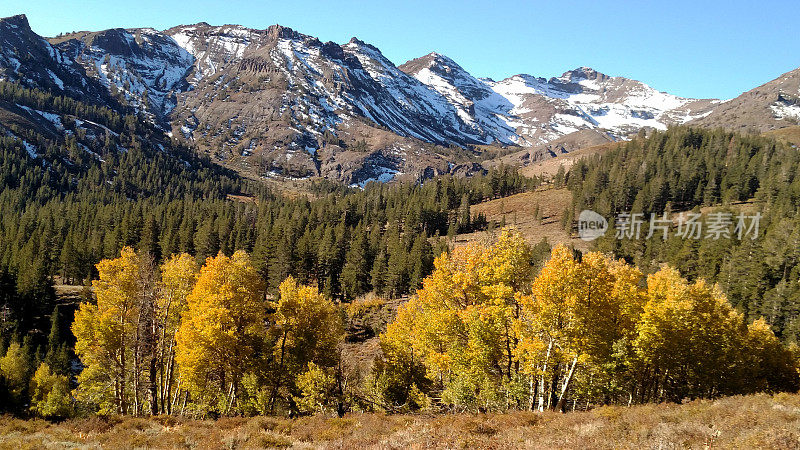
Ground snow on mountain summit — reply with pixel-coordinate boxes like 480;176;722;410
402;57;718;146
2;13;794;185
38;16;719;150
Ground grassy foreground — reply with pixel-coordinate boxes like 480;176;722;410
2;393;799;449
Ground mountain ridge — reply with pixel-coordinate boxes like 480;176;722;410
0;13;796;185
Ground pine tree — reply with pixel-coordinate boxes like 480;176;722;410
408;233;433;291
371;249;388;298
45;306;70;376
139;214;162;262
385;226;408;298
341;226;370;300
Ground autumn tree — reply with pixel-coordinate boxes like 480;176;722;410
175;251;266;415
0;340;33;411
516;246;645;411
156;253;198;414
73;247;142;414
633;267;797;402
267;276;343;414
378;228;537;411
29;362;73;419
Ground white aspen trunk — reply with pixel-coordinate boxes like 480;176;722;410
170;378;182;414
538;339;553;412
556;355;578;412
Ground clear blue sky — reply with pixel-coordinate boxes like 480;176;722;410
2;0;798;99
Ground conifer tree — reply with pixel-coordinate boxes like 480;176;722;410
341;225;370;300
44;306;70;376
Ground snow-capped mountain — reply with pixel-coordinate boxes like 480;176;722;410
400;56;719;146
158;24;496;180
398;53;518;145
54;27;194;120
45;17;721;154
0;15;113;106
0;13;795;185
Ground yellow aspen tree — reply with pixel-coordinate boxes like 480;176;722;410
744;318;800;393
156;253;198;414
416;242;503;408
594;258;647;404
175;251;266;415
269;276;343;413
517;244;582;411
377;299;429;408
634;267;745;401
72;246;140;414
29;362;72;418
380;228;535;411
516;246;642;411
0;341;32;409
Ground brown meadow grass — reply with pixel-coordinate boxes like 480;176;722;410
2;392;800;449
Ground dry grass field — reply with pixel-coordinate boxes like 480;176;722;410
455;188;589;251
518;141;620;179
763;125;800;147
2;393;799;449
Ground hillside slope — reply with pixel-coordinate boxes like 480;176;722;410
691;67;800;132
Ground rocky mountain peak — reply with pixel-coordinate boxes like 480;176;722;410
557;66;609;84
0;14;34;39
2;14;30;30
0;14;113;106
346;37;382;54
398;51;462;76
266;24;300;41
423;52;456;66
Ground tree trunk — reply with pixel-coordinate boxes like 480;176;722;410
164;347;176;414
529;374;537;410
555;355;578;412
270;329;289;413
170;378;181;415
133;328;140;416
537;340;553;412
149;352;158;415
180;390;188;416
120;335;127;414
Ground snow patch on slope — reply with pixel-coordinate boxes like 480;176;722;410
21;140;37;158
772;102;800;121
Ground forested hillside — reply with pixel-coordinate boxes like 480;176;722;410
0;94;536;379
565;127;800;342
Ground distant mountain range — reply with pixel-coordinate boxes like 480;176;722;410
0;14;798;184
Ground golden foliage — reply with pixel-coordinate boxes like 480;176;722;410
379;228;799;411
175;251;267;411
